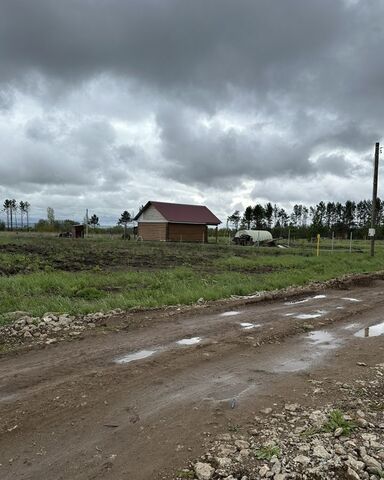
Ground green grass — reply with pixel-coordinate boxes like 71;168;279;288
254;444;280;460
0;233;384;321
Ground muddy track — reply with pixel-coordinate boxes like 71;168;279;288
0;279;384;479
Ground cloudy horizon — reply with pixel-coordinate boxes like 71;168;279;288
0;0;383;225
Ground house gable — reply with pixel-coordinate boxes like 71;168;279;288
137;204;167;223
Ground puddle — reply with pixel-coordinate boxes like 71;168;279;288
294;310;326;320
355;322;384;338
115;349;157;364
284;313;295;317
307;330;336;347
220;311;241;317
341;297;361;302
269;329;341;373
240;322;261;330
336;306;344;310
284;298;309;305
343;323;360;330
177;337;201;345
285;294;326;306
344;323;361;330
0;393;18;403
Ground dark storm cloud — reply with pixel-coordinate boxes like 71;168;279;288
0;0;347;91
157;106;312;185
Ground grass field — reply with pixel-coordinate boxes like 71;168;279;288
0;232;383;323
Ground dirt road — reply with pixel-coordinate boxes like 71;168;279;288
1;278;384;479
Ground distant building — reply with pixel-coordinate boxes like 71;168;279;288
134;201;221;242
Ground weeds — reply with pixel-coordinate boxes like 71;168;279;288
302;410;358;437
254;443;280;460
322;409;357;435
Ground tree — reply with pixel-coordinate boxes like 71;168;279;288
118;211;131;239
89;214;99;230
47;207;55;225
19;201;25;228
3;199;11;230
9;199;17;229
252;204;265;229
24;202;31;229
242;206;253;229
227;210;241;231
278;208;289;228
12;200;18;228
343;200;356;230
264;202;273;229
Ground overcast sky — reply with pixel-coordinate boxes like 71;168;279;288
0;0;383;225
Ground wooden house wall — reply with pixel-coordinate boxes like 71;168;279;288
167;223;207;242
138;222;167;241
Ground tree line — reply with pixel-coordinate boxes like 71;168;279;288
0;201;136;236
1;199;31;230
227;199;384;239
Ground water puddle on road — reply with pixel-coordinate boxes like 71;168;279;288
284;298;309;305
220;311;241;317
344;323;361;330
294;310;327;320
354;322;384;338
285;294;327;306
240;322;261;330
341;297;361;302
115;349;157;364
0;393;18;403
177;337;201;345
272;329;341;373
307;330;337;348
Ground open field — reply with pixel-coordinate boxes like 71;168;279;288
1;233;384;321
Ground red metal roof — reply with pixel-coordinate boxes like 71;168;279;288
135;201;221;225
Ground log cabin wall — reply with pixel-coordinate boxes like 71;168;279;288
138;222;167;241
167;223;207;242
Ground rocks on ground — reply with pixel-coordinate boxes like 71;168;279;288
176;364;384;480
0;309;124;347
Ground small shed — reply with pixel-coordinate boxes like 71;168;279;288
134;201;221;242
72;224;85;238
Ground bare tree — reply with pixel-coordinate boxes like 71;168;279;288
24;202;31;229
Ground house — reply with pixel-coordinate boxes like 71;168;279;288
134;201;221;242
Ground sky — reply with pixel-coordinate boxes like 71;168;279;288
0;0;383;225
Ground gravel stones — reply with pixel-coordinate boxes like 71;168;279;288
0;309;121;347
178;364;384;480
194;461;215;480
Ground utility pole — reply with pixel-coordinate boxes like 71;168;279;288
370;142;380;257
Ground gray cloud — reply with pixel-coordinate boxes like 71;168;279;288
0;0;383;224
